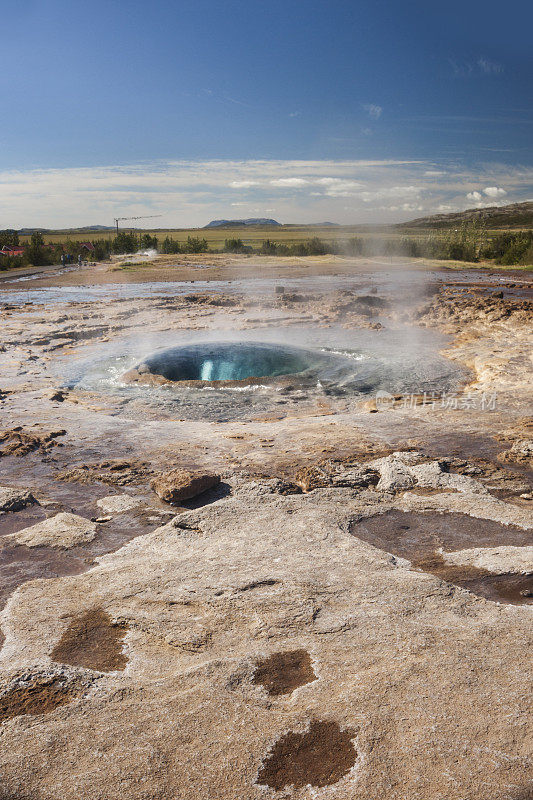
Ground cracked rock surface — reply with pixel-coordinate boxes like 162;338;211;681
0;257;531;799
0;477;531;799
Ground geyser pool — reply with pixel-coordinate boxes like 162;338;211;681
64;326;469;422
122;342;325;386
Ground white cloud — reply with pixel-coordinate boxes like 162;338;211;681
318;179;365;197
315;177;343;186
360;186;421;203
466;186;507;203
380;203;424;212
478;57;503;75
483;186;507;198
450;57;504;77
424;170;447;177
270;177;309;187
229;180;259;188
363;104;382;119
0;158;529;227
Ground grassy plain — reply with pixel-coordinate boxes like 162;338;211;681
20;224;386;248
19;223;530;251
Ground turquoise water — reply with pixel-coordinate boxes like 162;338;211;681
142;342;321;382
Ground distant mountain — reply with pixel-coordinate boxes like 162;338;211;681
204;218;281;228
77;225;114;231
398;201;533;230
18;225;114;234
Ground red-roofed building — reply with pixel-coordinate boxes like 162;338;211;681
0;246;25;257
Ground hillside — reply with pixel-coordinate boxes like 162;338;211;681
398;201;533;230
18;225;114;235
204;218;281;228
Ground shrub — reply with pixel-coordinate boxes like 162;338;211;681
489;230;533;265
26;232;53;266
139;233;158;250
112;232;139;254
224;238;252;253
0;254;24;271
0;230;19;247
182;236;208;253
305;236;328;255
260;239;279;255
344;237;364;256
160;236;181;254
91;239;112;261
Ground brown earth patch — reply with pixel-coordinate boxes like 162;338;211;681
0;671;88;723
294;465;331;492
417;293;533;333
0;428;66;457
256;719;356;790
350;510;532;605
407;486;458;496
252;649;317;696
57;460;153;487
457;571;533;604
51;608;128;672
498;441;533;470
443;456;532;497
350;510;531;562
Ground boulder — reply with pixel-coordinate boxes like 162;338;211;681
47;389;66;402
499;439;533;468
331;467;380;489
411;461;489;495
0;486;37;513
375;457;416;493
150;470;220;504
8;512;97;548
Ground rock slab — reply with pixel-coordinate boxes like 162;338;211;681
96;495;144;514
8;512;97;548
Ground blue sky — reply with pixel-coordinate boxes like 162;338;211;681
1;0;531;226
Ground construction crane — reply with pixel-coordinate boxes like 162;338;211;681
113;214;162;234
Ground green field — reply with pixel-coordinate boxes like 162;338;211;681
11;220;532;267
20;222;530;250
19;224;390;248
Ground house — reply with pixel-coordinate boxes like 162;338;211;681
0;245;25;257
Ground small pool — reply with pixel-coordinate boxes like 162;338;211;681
122;342;325;386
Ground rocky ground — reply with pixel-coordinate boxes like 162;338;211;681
0;256;531;799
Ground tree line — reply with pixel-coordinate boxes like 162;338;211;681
1;223;532;269
221;226;532;264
